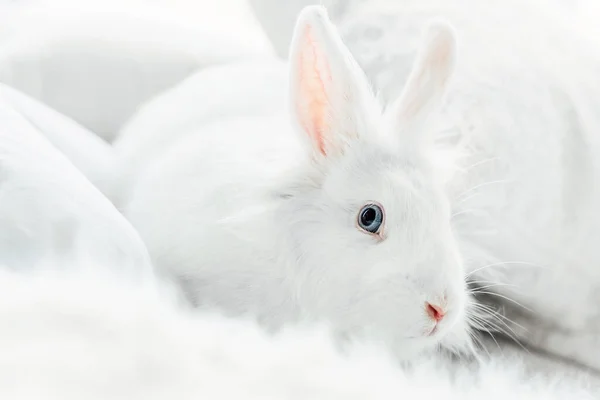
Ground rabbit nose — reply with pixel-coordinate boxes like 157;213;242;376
425;302;446;322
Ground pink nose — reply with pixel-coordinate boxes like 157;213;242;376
426;302;446;322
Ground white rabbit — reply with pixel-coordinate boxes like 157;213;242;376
120;6;472;360
111;58;288;206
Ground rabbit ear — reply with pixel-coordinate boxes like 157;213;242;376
289;5;372;160
391;21;457;143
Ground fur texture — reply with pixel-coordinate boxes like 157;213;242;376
0;267;596;400
115;0;600;372
0;73;595;399
4;0;600;383
119;6;473;360
331;0;600;371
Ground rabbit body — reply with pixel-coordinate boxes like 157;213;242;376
120;7;472;359
112;59;288;205
118;1;600;367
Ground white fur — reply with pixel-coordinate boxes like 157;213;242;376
0;59;592;398
0;0;598;396
0;267;595;400
112;59;288;205
330;0;600;371
115;0;600;371
119;6;472;359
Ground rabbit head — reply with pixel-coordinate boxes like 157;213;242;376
278;6;471;356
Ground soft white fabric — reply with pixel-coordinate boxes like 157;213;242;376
0;86;150;279
0;83;116;195
0;0;276;141
0;268;596;400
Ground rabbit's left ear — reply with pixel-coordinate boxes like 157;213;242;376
390;21;457;143
288;5;373;161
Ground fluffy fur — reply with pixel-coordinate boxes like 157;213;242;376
119;6;473;360
113;0;600;372
329;0;600;371
111;59;288;205
0;267;595;400
3;0;600;387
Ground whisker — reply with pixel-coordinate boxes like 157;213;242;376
468;282;521;296
467;279;518;287
451;208;489;220
472;303;529;333
474;291;533;312
468;313;501;333
486;323;529;354
476;304;528;332
464;295;525;359
468;282;516;292
469;305;509;331
468;330;491;359
467;316;488;331
453;192;481;207
469;315;503;351
469;289;532;301
459;157;501;175
466;261;544;278
482;319;529;354
454;179;510;202
468;303;531;354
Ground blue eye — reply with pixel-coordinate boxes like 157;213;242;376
357;203;384;234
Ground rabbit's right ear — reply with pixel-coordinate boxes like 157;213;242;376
389;21;457;146
288;6;373;162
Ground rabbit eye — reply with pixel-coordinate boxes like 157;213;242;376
357;203;384;234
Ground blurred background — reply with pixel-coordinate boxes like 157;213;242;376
0;0;599;143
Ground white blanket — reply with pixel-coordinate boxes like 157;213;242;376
0;267;597;400
0;0;275;141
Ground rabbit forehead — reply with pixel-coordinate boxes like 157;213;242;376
322;141;445;217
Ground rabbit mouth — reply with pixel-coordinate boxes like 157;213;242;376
424;310;461;339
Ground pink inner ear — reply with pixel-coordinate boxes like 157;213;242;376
296;25;332;156
424;37;453;87
399;36;453;122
